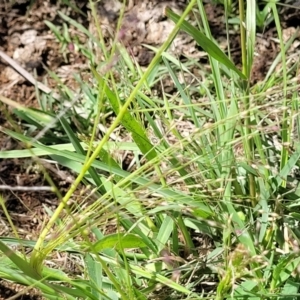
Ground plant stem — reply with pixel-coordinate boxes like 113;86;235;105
30;0;197;273
239;0;256;205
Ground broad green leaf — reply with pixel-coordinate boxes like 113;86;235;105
93;234;147;251
233;279;260;299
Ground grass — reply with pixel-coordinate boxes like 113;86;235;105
1;0;300;299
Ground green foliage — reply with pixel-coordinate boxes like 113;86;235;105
1;0;300;299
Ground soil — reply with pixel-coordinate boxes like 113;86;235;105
0;0;300;298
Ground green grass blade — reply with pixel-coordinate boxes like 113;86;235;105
59;116;103;188
278;279;300;300
2;129;212;214
0;241;41;280
0;142;139;158
94;71;157;161
93;233;147;252
166;8;246;80
102;181;143;216
162;57;200;127
246;0;256;79
271;254;300;291
84;254;105;300
155;216;174;252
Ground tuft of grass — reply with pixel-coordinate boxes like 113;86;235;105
1;0;300;299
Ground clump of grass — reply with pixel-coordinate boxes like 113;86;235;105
1;0;300;299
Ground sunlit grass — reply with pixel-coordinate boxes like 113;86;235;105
0;0;300;299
